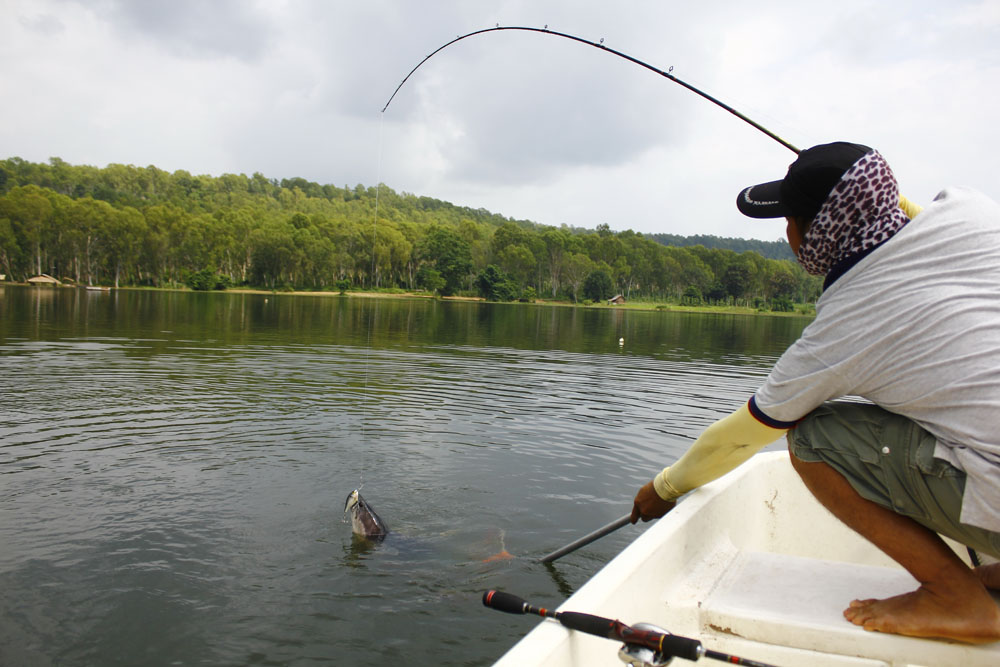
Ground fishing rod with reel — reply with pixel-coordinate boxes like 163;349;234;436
483;590;782;667
382;25;801;156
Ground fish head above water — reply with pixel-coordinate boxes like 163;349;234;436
344;489;389;541
344;489;361;514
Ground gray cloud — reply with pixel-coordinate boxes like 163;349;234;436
3;0;999;238
383;25;705;185
65;0;276;61
18;13;64;35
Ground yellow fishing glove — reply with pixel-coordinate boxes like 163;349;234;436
653;402;788;501
899;194;923;219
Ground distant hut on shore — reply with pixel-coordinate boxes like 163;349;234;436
27;274;61;285
608;294;626;305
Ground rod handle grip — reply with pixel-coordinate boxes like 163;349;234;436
659;634;704;662
557;611;616;638
482;590;529;615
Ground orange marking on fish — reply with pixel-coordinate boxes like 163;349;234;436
482;549;515;563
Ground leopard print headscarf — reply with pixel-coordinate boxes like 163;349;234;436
796;150;909;276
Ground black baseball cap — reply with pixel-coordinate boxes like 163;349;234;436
737;142;873;219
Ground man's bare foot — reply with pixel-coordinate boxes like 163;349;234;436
844;579;1000;644
975;562;1000;591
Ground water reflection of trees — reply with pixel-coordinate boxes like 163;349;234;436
2;286;808;364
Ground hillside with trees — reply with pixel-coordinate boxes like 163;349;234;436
646;233;796;261
0;157;821;309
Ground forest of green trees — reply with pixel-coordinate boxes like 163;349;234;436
0;157;821;309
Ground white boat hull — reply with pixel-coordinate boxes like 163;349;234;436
495;451;1000;667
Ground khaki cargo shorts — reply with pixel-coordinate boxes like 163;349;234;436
788;401;1000;559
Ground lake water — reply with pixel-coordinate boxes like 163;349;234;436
0;286;808;666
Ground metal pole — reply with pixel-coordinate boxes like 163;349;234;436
539;514;632;563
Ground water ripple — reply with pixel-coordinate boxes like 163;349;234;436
0;293;805;666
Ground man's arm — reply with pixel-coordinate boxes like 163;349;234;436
631;402;788;522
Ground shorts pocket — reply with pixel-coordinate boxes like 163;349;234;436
911;426;963;479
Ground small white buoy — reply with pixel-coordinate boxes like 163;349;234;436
619;337;625;346
882;446;891;455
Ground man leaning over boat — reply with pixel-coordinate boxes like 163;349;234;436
631;142;1000;644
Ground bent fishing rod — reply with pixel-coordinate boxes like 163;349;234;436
483;590;781;667
383;25;800;155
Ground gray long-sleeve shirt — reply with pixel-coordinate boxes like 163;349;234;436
755;186;1000;532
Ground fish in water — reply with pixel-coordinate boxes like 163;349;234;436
344;489;389;541
482;528;514;563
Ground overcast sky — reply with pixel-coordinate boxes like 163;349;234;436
3;1;999;241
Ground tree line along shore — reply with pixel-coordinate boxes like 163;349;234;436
0;157;821;312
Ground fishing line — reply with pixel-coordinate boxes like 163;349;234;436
382;25;801;155
357;111;387;492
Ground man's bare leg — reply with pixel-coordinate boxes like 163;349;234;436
789;448;1000;643
977;563;1000;591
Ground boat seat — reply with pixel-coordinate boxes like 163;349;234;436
698;550;1000;667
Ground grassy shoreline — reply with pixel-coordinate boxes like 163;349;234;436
6;281;814;318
